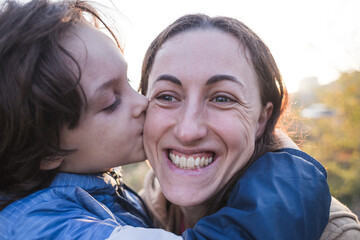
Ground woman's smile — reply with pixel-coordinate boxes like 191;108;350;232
167;149;216;169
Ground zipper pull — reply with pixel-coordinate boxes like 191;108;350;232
108;168;126;198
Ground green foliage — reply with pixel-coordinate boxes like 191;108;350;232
295;71;360;215
122;161;151;192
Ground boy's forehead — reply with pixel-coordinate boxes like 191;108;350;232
61;23;127;88
62;24;118;57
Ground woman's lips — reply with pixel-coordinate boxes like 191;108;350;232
168;149;215;169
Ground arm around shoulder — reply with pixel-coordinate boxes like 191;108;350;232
106;226;182;240
183;150;331;240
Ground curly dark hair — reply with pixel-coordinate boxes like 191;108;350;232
0;0;120;210
139;14;288;219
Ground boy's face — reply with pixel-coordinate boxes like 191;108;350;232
56;24;148;173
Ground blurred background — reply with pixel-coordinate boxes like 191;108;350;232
115;0;360;94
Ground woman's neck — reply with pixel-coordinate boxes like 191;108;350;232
180;204;208;229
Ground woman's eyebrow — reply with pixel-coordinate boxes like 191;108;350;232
155;74;182;86
206;74;244;86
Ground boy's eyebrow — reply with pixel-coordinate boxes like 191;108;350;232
154;74;182;86
88;78;117;107
206;74;244;86
94;78;118;93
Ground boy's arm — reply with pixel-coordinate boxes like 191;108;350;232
6;206;117;239
182;150;331;240
106;226;182;240
8;200;182;240
105;148;329;240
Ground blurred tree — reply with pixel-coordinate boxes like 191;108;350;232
293;71;360;215
122;161;150;192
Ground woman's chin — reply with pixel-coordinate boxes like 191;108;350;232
162;185;210;208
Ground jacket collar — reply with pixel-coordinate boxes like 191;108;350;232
50;169;121;194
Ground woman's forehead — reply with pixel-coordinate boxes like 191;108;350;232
150;29;258;90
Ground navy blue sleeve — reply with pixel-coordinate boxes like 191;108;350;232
183;149;331;240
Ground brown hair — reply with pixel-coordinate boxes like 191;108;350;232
0;0;120;210
139;14;288;218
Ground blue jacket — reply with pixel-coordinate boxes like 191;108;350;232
183;149;331;240
0;171;152;239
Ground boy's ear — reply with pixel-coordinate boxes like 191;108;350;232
40;158;63;170
256;102;273;138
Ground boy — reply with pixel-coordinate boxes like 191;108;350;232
0;0;180;239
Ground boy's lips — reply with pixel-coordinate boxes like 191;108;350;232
167;149;216;169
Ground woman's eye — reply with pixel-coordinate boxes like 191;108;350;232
212;95;235;103
103;97;121;112
156;94;178;102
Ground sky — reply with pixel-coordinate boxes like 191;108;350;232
108;0;360;92
14;0;360;92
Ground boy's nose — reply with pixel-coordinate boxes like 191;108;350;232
132;92;148;118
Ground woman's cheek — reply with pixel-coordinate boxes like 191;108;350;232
144;104;173;155
212;111;257;156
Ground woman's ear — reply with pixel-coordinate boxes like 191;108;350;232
256;102;273;138
40;158;63;170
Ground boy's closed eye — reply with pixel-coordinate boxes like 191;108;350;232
87;78;122;113
103;97;121;112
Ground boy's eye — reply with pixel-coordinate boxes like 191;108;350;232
103;97;121;112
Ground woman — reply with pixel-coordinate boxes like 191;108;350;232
139;14;331;239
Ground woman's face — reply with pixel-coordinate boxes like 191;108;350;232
144;29;271;207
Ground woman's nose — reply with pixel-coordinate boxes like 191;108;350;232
173;105;207;144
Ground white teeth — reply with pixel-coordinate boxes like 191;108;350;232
174;155;180;165
200;157;205;167
180;157;187;168
204;158;209;166
187;157;194;168
169;153;214;169
195;157;200;167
